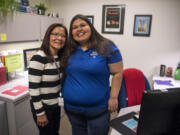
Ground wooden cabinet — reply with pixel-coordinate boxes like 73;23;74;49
0;12;63;43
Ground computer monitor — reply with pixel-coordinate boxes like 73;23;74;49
137;88;180;135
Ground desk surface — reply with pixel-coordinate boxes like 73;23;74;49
110;105;140;135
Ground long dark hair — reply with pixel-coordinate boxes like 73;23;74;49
40;23;68;62
61;14;113;69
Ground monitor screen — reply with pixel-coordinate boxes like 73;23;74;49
137;88;180;135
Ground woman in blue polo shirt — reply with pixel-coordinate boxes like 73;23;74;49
62;14;123;135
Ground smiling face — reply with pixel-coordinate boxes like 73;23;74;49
71;18;91;45
49;26;66;55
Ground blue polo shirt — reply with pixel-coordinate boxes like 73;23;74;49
62;43;122;111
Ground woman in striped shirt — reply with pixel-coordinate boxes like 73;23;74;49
28;23;68;135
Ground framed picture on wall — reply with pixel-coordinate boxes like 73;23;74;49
133;15;152;36
86;16;94;25
23;48;39;70
102;5;125;34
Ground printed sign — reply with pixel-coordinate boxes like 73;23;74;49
5;54;22;72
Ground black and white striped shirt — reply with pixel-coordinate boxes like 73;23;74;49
28;50;62;116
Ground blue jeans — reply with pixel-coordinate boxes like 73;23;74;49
65;107;110;135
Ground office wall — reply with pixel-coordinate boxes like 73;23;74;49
0;0;180;85
51;0;180;85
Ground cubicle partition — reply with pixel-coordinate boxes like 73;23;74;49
0;100;8;135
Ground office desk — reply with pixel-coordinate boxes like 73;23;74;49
110;105;140;135
153;75;180;89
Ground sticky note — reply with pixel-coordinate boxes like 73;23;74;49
0;33;7;41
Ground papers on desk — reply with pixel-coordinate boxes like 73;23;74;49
154;80;174;86
152;75;178;89
2;85;28;96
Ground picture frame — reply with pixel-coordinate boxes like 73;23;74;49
102;5;125;34
86;15;94;25
23;48;39;70
133;15;152;36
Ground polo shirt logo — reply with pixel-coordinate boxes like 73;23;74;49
90;51;98;58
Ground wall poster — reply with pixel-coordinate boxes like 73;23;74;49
102;5;125;34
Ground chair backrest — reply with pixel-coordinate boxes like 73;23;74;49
118;68;151;112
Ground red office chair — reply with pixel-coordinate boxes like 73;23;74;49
118;68;151;111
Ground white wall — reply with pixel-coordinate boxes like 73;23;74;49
50;0;180;85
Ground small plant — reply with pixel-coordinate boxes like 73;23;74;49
35;3;47;15
0;0;19;20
